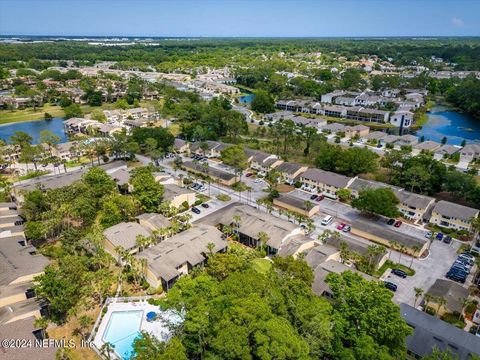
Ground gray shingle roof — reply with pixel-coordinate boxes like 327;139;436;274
426;279;469;313
433;201;479;222
0;234;49;287
400;303;480;360
395;190;435;209
300;168;351;188
276;162;306;175
103;222;152;251
136;225;226;282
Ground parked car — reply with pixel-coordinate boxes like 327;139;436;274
425;231;433;238
443;236;452;244
253;178;262;183
310;194;318;200
384;281;398;292
436;233;444;241
391;269;407;278
446;271;466;283
321;215;333;226
342;225;351;233
336;223;346;231
191;207;201;214
394;220;402;228
201;203;210;208
315;195;325;201
245;173;253;177
387;218;395;226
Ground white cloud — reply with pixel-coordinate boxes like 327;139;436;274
451;17;465;27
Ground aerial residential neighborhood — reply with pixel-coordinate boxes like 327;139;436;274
1;1;480;359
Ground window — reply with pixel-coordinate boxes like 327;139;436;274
18;240;26;246
29;250;37;256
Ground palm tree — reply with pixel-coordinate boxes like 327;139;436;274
206;242;215;256
409;246;419;268
100;342;115;360
317;229;333;244
77;315;92;341
413;287;424;307
423;293;433;312
459;297;471;321
339;242;350;264
257;231;269;251
436;296;447;317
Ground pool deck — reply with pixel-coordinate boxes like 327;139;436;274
92;298;176;359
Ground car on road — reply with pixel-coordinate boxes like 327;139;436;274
384;281;398;292
436;233;444;241
387;218;395;226
253;178;262;183
245;173;253;177
310;194;318;200
201;203;210;208
443;236;452;244
342;225;351;233
394;220;402;228
425;231;433;238
191;207;201;214
391;269;407;278
315;195;324;201
336;223;346;231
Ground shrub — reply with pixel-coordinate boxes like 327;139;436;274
217;194;231;202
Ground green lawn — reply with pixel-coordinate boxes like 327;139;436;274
251;258;272;274
0;104;65;124
375;260;416;277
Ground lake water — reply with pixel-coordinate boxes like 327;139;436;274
415;107;480;145
0;117;68;144
238;92;255;104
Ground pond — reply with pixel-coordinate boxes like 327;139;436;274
238;92;255;104
415;106;480;145
0;117;68;144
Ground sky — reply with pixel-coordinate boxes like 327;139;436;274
0;0;479;37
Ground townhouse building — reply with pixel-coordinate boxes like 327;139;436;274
430;200;479;232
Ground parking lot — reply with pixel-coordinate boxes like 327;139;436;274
289;189;429;240
386;239;461;305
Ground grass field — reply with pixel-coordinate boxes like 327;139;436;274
0;100;159;125
251;258;272;274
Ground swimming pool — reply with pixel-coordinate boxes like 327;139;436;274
102;310;143;359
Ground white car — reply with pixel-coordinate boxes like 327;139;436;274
253;178;263;183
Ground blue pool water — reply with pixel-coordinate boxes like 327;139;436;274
102;310;143;359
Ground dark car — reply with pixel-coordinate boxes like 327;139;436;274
315;195;325;201
191;207;201;214
446;271;466;283
436;232;444;241
443;236;452;244
394;220;402;228
384;281;398;292
245;173;253;177
310;194;318;200
201;203;210;208
387;218;395;225
391;269;407;278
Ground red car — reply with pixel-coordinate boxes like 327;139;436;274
394;220;402;228
315;195;324;201
336;223;346;230
245;173;253;177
